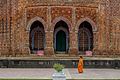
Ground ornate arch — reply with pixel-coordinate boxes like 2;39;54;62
27;17;46;54
77;20;94;53
26;17;46;31
54;27;69;37
53;18;70;52
76;17;97;32
51;16;71;31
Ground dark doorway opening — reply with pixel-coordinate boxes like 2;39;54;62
54;20;69;53
56;30;66;51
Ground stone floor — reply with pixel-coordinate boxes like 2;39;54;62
0;68;120;79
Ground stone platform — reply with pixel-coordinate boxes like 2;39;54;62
0;68;120;79
0;57;120;68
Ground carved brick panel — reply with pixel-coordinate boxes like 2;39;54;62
27;7;47;23
76;7;97;24
51;7;72;23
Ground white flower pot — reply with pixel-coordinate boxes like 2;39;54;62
52;71;66;80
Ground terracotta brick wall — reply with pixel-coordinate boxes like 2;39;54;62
0;0;119;57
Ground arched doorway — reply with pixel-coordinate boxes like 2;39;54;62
56;30;66;51
29;21;45;54
78;21;93;54
54;20;69;53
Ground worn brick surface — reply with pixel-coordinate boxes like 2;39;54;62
0;0;119;57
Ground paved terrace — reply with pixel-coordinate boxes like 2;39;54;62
0;68;120;79
0;56;120;60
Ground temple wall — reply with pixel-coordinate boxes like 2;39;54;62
0;0;119;57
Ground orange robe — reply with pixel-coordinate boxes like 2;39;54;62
78;58;83;73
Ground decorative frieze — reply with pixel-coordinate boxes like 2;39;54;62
27;7;47;23
76;7;97;24
51;7;72;23
26;0;99;7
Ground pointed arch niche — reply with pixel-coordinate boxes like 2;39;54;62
54;20;69;53
29;21;45;54
78;21;93;55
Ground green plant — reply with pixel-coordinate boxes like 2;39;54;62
53;63;64;72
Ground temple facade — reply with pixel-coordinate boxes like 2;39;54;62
0;0;120;58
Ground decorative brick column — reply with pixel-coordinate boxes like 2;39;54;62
23;31;31;56
44;31;54;56
92;32;98;56
69;31;78;56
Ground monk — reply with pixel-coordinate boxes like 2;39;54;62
78;56;83;73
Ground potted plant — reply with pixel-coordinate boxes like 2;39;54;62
53;63;64;72
52;63;66;80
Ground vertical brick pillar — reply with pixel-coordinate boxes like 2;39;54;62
44;31;54;56
92;32;98;55
69;31;78;56
23;31;31;56
44;7;54;56
69;7;78;56
97;4;106;56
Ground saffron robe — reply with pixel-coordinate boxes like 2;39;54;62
78;58;83;73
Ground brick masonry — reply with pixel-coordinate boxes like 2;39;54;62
0;0;119;57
